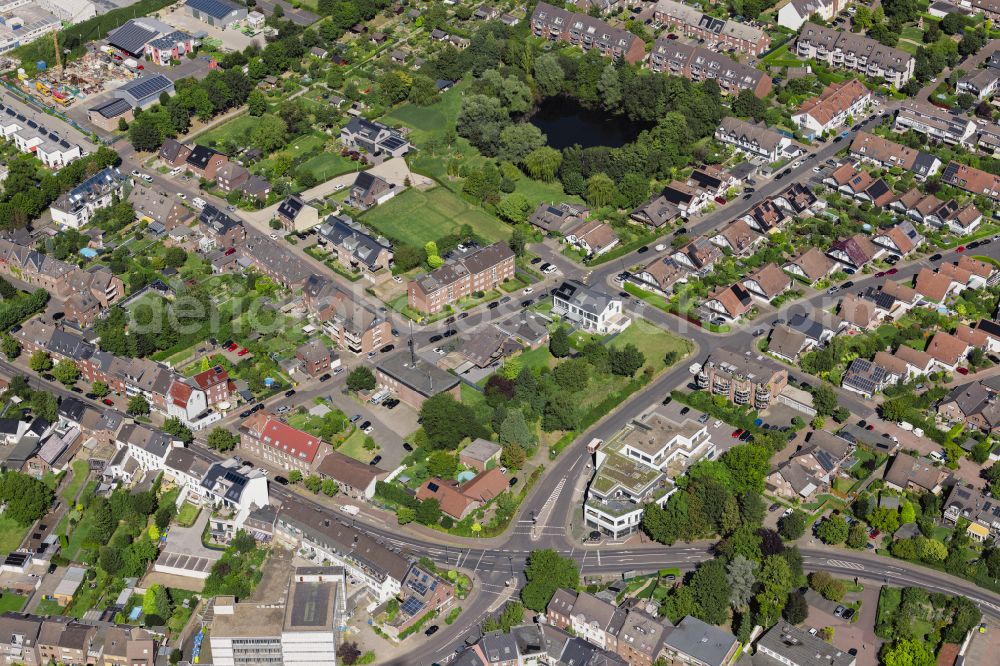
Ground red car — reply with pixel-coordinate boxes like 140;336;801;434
714;196;727;205
866;424;875;431
238;348;250;356
666;33;678;39
957;367;969;375
875;271;886;277
869;529;880;540
102;398;114;406
227;343;238;351
957;246;966;252
887;268;898;275
225;247;236;256
731;428;744;438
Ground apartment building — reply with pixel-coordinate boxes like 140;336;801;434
49;168;126;230
715;117;791;161
316;215;393;282
648;40;773;97
696;347;788;409
779;0;842;29
756;622;856;666
893;100;977;145
239;412;326;474
530;2;647;64
0;615;156;666
792;78;872;137
407;243;515;313
795;22;914;87
654;0;771;54
303;275;391;355
0;105;82;170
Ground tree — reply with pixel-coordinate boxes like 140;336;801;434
499;124;545;163
496;193;530;224
726;554;757;611
690;560;731;625
0;472;54;526
91;380;110;398
549;326;571;358
812;385;839;416
521;549;579;611
420;393;489;451
660;585;700;623
609;344;646;377
853;5;874;29
542;393;578;432
162;417;193;445
899;500;915;524
346;367;377;392
247;89;268;116
337;642;362;666
869;507;900;534
755;555;793;625
250;114;288;152
321;479;339;496
817;515;848;545
29;350;52;373
920;537;948;562
127;394;150;417
880;639;935;666
847;522;868;549
397;506;415;525
207;428;239;452
142;584;171;621
585;172;616;208
53;359;80;386
533;53;565;97
783;591;809;624
779;511;806;540
427;451;459;478
1;335;20;360
524;146;562;182
501;443;526;470
720;445;771;494
287;470;302;484
732;88;767;121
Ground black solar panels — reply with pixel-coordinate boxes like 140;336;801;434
119;74;173;105
108;20;159;56
400;597;424;616
26;119;36;128
382;135;406;151
91;98;132;119
942;161;960;182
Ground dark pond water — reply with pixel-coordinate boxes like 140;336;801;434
527;97;650;150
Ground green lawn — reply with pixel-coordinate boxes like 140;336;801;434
195;113;256;147
359;186;510;246
34;599;64;616
0;517;27;553
297;152;357;181
516;344;556;372
609;322;692;374
61;459;90;505
0;593;26;613
337;428;375;463
176;501;200;527
383;81;468;144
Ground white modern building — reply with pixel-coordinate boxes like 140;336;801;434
50;167;126;229
551;280;630;334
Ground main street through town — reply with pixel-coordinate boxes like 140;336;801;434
67;81;1000;663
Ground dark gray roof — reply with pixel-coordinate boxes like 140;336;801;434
108;20;159;55
553;280;612;317
756;621;855;666
186;145;221;170
318;215;389;268
185;0;241;19
200;460;250;503
662;616;737;666
277;196;305;221
118;75;173;104
89;98;132;119
376;352;459;398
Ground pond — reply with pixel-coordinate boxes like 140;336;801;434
527;97;651;150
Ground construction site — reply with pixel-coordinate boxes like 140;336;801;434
3;30;146;111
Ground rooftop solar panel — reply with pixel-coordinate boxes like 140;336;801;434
120;74;173;103
108;21;159;55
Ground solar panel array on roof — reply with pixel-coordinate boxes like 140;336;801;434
120;74;173;103
109;21;159;55
942;162;960;181
5;109;14;116
400;597;424;616
92;98;132;119
382;135;406;150
186;0;240;19
26;119;36;128
60;140;71;149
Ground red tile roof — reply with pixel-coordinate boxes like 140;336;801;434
193;366;230;390
257;418;322;463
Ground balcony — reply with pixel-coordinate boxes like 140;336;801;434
696;371;709;389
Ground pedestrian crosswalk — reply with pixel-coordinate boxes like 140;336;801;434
826;558;865;571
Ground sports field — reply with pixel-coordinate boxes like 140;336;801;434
360;187;510;246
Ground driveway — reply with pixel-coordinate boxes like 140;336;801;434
803;584;881;666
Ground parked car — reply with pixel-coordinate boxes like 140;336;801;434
319;373;332;382
103;398;114;406
349;414;361;423
929;253;943;261
380;344;395;353
636;246;649;254
285;389;296;397
732;429;744;438
487;302;500;310
403;442;413;452
274;475;288;485
429;334;443;343
443;329;457;337
425;625;439;636
834;606;846;618
370;455;382;466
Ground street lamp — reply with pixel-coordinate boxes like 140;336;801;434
507;555;514;580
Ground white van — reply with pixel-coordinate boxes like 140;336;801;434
929;451;945;463
169;166;183;176
192;197;207;209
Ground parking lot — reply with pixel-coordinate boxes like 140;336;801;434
161;7;264;52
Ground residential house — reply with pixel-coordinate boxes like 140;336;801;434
347;172;397;210
872;221;923;256
458;438;502;472
884;455;942;493
742;263;792;302
340;117;411;157
239;236;313;289
654;0;771;54
787;311;845;347
317;215;393;283
316;450;385;499
184;145;228;181
941;161;1000;202
116;422;183;474
841;357;893;398
795;23;914;87
839;293;880;331
616;610;667;666
275;196;321;233
943;482;1000;542
710;219;763;256
304;275;392;354
129;185;193;229
496;311;550;350
198;205;245;249
792;79;873;137
632;256;686;296
938;381;1000;433
50;167;126;229
295;339;336;378
715;117;791;161
914;266;966;303
661;616;739;666
850;131;941;179
705;284;754;320
241;175;272;202
767;429;854;500
742;198;789;235
239;412;326;474
767;325;810;363
564;219;619;257
862;280;921;320
529;202;590;234
778;0;842;30
958;67;1000;100
407;243;516;313
827;233;882;270
629;194;680;229
894;101;977;145
784;247;836;284
671;236;722;274
647;41;773;97
416;468;508;520
530;2;647;64
926;331;970;371
756;622;856;666
696;347;787;410
216;162;250;193
552;279;631;334
661;181;708;217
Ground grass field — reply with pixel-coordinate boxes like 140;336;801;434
34;599;64;616
297;152;357;181
195;113;255;147
515;345;556;372
383;80;468;145
177;501;200;527
0;517;27;553
359;187;510;246
0;593;25;614
337;428;374;462
610;322;693;374
60;460;90;506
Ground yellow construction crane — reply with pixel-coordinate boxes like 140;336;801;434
52;30;62;73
